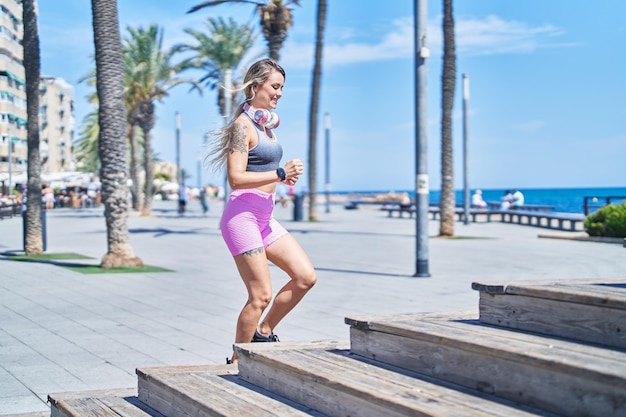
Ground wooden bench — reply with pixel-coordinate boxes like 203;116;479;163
0;201;18;219
345;199;396;210
499;209;585;231
381;204;416;218
486;201;556;212
429;206;504;222
388;205;586;231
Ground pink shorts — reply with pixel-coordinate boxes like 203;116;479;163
220;188;289;256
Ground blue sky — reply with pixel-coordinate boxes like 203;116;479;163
37;1;626;192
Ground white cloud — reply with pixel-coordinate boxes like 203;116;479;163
282;14;575;69
513;120;546;133
452;15;577;55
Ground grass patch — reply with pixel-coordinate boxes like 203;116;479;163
61;264;172;274
1;251;172;274
0;252;93;261
433;235;496;240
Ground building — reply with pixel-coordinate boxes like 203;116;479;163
39;76;75;173
0;0;27;184
0;1;76;195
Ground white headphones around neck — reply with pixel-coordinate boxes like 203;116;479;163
243;103;280;129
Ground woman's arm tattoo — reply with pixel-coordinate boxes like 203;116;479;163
229;123;248;154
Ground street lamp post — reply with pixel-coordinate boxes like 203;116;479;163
8;130;12;195
324;113;331;213
223;69;233;203
197;158;201;189
462;74;470;225
414;0;430;277
175;111;181;190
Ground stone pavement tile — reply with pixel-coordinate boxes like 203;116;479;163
0;394;49;416
0;366;33;398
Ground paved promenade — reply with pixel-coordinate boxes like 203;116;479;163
0;199;624;415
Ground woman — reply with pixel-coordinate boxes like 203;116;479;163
207;59;317;365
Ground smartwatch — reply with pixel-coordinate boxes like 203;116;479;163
276;167;286;181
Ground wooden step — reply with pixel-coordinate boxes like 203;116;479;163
48;388;162;417
473;278;626;348
136;363;327;417
345;312;626;417
235;339;548;417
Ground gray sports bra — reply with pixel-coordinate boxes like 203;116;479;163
246;117;283;172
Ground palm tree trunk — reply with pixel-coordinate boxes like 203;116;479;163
91;0;143;268
128;121;142;211
141;127;154;216
22;0;43;255
440;0;456;237
307;0;327;222
139;100;156;216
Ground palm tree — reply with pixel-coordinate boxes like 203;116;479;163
123;25;199;216
123;74;143;211
306;0;327;222
74;110;100;173
22;0;43;255
175;17;256;117
90;0;143;268
126;112;143;211
187;0;300;62
79;63;144;210
439;0;456;237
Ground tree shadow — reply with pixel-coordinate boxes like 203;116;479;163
129;227;220;237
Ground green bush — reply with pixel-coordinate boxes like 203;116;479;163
584;203;626;237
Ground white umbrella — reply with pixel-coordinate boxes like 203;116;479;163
160;182;179;192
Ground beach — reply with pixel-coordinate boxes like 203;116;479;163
0;199;624;415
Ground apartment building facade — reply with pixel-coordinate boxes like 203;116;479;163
0;0;75;191
0;0;27;179
39;76;75;173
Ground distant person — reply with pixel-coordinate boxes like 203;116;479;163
199;187;209;215
205;59;315;366
471;189;487;208
399;192;412;209
43;185;55;210
178;183;188;214
501;190;514;210
513;189;525;207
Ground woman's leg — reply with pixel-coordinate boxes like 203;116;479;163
231;247;273;363
261;234;316;334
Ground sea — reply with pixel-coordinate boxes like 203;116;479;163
335;187;626;214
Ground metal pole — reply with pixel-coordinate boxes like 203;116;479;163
8;129;12;195
324;112;331;213
414;0;430;277
223;69;232;204
175;112;181;189
197;159;201;189
462;74;470;225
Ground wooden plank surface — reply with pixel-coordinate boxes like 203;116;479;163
501;282;626;309
49;388;162;417
138;364;324;417
348;314;626;373
347;315;626;417
472;278;624;295
237;343;547;417
472;279;626;308
478;291;626;348
345;310;478;329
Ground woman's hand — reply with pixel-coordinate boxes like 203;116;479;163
283;158;304;180
283;176;299;186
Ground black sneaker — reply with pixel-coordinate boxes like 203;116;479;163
251;329;280;342
226;357;233;365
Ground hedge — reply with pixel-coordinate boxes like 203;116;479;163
584;203;626;237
